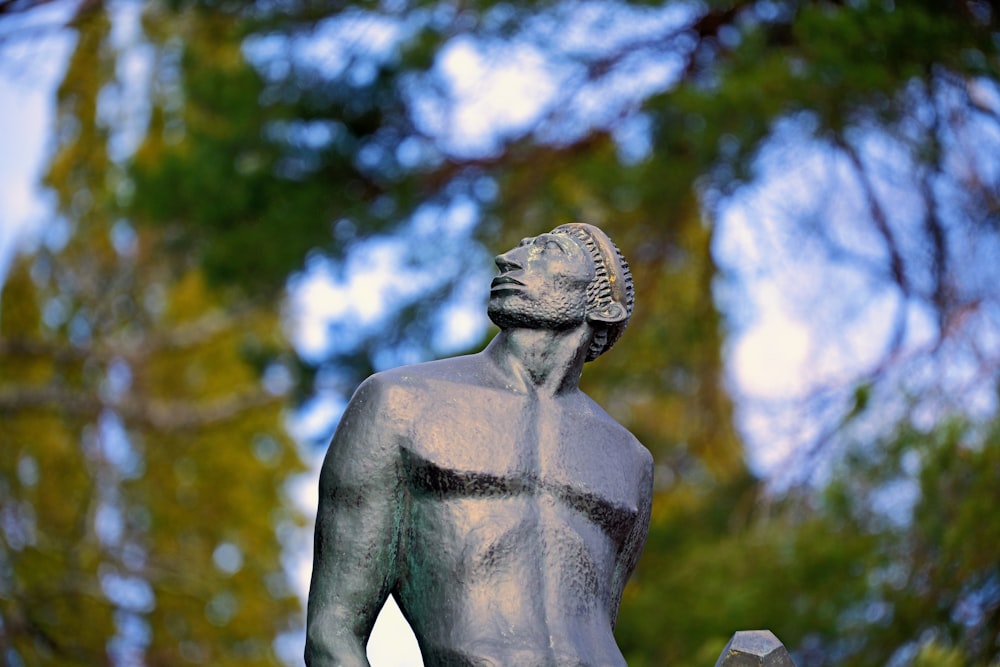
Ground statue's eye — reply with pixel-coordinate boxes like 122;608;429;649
544;240;563;252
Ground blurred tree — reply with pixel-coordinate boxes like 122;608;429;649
621;407;1000;667
800;411;1000;666
114;0;1000;470
0;5;304;665
1;0;999;666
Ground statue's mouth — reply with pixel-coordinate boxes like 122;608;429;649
490;275;524;289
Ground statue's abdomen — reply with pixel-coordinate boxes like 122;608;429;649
397;449;627;666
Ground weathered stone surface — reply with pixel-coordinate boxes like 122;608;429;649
714;630;797;667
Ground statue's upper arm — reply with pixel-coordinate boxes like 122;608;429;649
307;375;405;661
320;375;405;493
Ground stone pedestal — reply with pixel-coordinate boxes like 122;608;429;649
714;630;796;666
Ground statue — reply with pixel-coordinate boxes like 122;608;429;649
306;223;654;667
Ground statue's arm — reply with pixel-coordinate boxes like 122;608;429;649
609;448;654;628
306;376;404;667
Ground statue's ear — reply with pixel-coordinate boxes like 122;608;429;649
587;301;627;325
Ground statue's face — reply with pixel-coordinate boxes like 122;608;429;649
487;231;595;331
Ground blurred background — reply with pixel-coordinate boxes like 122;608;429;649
1;0;999;665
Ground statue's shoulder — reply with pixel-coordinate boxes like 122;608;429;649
368;353;490;389
355;353;490;406
576;392;654;469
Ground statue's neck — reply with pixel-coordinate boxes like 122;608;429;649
485;327;591;397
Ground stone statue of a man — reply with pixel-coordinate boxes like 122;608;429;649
306;223;654;667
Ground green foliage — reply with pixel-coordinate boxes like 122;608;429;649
129;7;341;294
806;414;1000;665
914;641;968;667
128;2;447;297
616;411;1000;667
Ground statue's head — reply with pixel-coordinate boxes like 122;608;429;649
488;222;634;361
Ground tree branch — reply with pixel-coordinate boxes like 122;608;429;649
834;135;911;362
922;73;950;336
0;383;283;431
0;307;259;364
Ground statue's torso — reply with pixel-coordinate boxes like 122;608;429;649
376;356;649;667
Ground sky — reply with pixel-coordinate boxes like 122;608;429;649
0;4;77;278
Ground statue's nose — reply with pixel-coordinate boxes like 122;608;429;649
494;251;522;273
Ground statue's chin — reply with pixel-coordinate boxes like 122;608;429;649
487;299;585;332
487;306;539;331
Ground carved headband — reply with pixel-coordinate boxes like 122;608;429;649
552;222;635;360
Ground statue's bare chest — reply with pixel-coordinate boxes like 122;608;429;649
396;384;641;540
